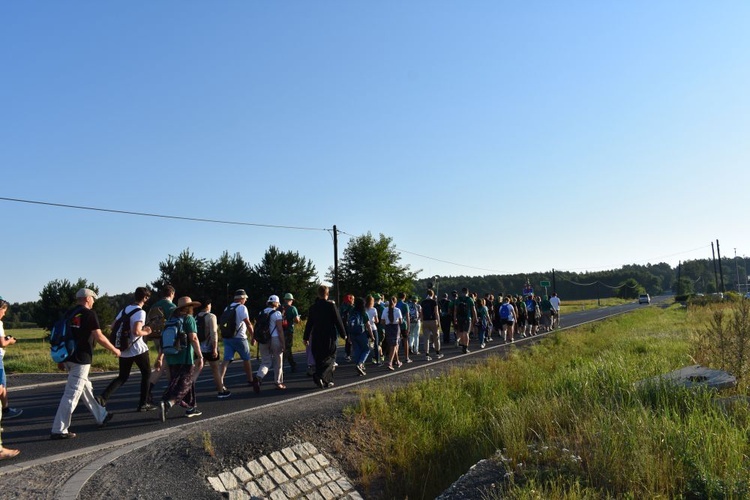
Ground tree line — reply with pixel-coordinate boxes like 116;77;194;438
3;234;747;330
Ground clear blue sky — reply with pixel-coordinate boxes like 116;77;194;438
2;2;749;303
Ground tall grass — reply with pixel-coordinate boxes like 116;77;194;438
351;306;750;499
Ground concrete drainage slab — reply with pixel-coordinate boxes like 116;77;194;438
207;442;363;500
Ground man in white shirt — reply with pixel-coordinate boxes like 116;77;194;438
218;289;256;391
549;292;561;329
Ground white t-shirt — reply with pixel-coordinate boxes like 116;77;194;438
233;303;250;339
117;304;148;358
549;296;561;311
366;307;378;329
264;307;284;338
380;307;403;325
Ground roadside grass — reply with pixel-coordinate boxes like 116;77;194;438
4;321;311;373
349;305;750;499
559;297;633;314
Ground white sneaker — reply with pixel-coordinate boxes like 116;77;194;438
480;343;486;349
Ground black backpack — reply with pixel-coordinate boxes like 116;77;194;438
110;306;142;350
456;299;469;318
196;312;207;343
254;309;272;344
219;304;239;339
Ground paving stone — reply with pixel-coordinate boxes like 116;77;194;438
313;453;330;467
246;459;265;478
305;458;321;472
282;463;301;479
228;489;251;500
245;481;265;498
292;443;309;458
296;460;312;475
207;476;226;492
307;491;325;500
329;481;344;497
271;450;288;467
219;471;240;490
256;474;276;493
269;490;287;500
295;476;314;493
282;446;298;462
325;467;342;481
302;442;318;455
260;455;277;471
279;481;303;498
268;467;288;486
307;472;322;488
315;470;331;484
337;478;354;492
347;492;364;500
233;465;253;483
319;484;336;500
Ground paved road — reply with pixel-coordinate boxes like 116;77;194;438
0;297;664;468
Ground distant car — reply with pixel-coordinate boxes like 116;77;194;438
638;294;651;304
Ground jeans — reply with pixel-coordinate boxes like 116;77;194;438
350;333;370;366
52;362;108;434
409;321;421;352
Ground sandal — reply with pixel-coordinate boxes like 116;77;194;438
0;448;20;460
275;384;287;390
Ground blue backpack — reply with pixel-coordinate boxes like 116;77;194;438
50;306;84;363
346;311;366;337
500;303;513;320
160;316;186;355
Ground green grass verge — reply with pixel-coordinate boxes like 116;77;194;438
349;305;750;499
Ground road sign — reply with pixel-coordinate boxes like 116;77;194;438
540;280;550;287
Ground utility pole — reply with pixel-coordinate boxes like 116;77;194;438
552;268;556;295
711;242;719;292
735;248;741;292
717;239;726;293
333;225;340;305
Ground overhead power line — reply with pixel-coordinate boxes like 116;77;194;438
0;196;329;232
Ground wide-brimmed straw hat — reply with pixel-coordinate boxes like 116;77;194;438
175;296;201;310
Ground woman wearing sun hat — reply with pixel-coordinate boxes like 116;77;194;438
156;296;204;421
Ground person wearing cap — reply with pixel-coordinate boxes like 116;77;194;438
156;296;204;420
0;297;19;459
253;295;286;390
218;289;256;391
97;287;155;412
51;288;120;439
281;293;300;372
303;285;347;388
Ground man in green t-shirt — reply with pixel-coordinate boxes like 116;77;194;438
282;293;301;371
147;285;176;404
453;287;477;354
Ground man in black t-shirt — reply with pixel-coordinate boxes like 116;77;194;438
420;290;442;360
51;288;121;440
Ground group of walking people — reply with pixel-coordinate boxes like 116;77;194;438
0;283;561;456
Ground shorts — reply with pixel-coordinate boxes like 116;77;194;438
528;315;539;326
501;319;514;327
223;337;251;362
201;350;220;362
457;317;471;333
0;358;5;387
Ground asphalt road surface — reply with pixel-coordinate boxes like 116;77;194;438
0;297;666;468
